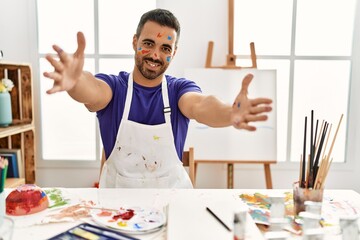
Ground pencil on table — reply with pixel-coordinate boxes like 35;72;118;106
206;207;231;231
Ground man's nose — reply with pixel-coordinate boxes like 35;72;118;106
150;48;161;60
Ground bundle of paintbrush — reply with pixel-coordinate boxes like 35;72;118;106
298;111;344;190
0;156;8;193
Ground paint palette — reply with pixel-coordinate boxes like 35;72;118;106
91;206;166;234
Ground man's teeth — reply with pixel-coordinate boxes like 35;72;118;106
146;60;159;67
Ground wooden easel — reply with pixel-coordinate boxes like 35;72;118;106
205;0;257;69
193;160;276;189
193;0;276;189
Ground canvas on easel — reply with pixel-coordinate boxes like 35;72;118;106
184;68;277;162
184;68;277;189
182;0;278;189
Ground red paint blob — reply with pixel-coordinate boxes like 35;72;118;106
113;209;135;220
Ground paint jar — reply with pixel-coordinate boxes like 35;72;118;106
0;216;14;240
304;201;322;215
269;217;290;231
269;195;285;218
299;211;321;230
302;228;324;240
233;210;247;240
339;215;360;240
264;231;291;240
293;182;324;216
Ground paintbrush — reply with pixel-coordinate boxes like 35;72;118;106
314;114;344;189
313;122;328;182
308;110;315;188
301;116;307;188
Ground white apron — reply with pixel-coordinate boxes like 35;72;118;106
99;73;193;189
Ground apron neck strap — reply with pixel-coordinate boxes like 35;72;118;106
161;77;171;124
124;72;171;123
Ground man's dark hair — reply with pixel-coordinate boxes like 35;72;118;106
136;9;181;47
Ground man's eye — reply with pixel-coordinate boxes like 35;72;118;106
143;42;153;47
163;47;171;53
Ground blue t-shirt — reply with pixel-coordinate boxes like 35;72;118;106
95;71;202;160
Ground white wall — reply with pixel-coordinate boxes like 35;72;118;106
156;0;229;76
0;0;36;63
0;0;359;191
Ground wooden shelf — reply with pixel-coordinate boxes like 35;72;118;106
0;123;34;138
0;62;36;185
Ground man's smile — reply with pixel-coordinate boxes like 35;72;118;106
145;59;162;69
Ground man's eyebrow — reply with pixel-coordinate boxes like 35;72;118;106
142;38;155;44
162;44;172;50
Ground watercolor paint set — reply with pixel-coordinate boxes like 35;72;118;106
47;223;140;240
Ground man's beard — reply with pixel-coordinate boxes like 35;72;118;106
135;55;168;80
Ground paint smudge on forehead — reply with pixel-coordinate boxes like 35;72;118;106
157;33;163;38
167;36;172;40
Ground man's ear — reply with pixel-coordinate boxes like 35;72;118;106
132;34;138;51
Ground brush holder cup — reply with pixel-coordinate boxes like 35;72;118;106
293;182;324;216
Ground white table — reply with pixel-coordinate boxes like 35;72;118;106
3;188;360;240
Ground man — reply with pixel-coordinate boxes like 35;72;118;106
43;9;272;188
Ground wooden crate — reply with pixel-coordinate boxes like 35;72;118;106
0;62;36;184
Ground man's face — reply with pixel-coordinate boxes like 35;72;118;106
133;21;177;80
